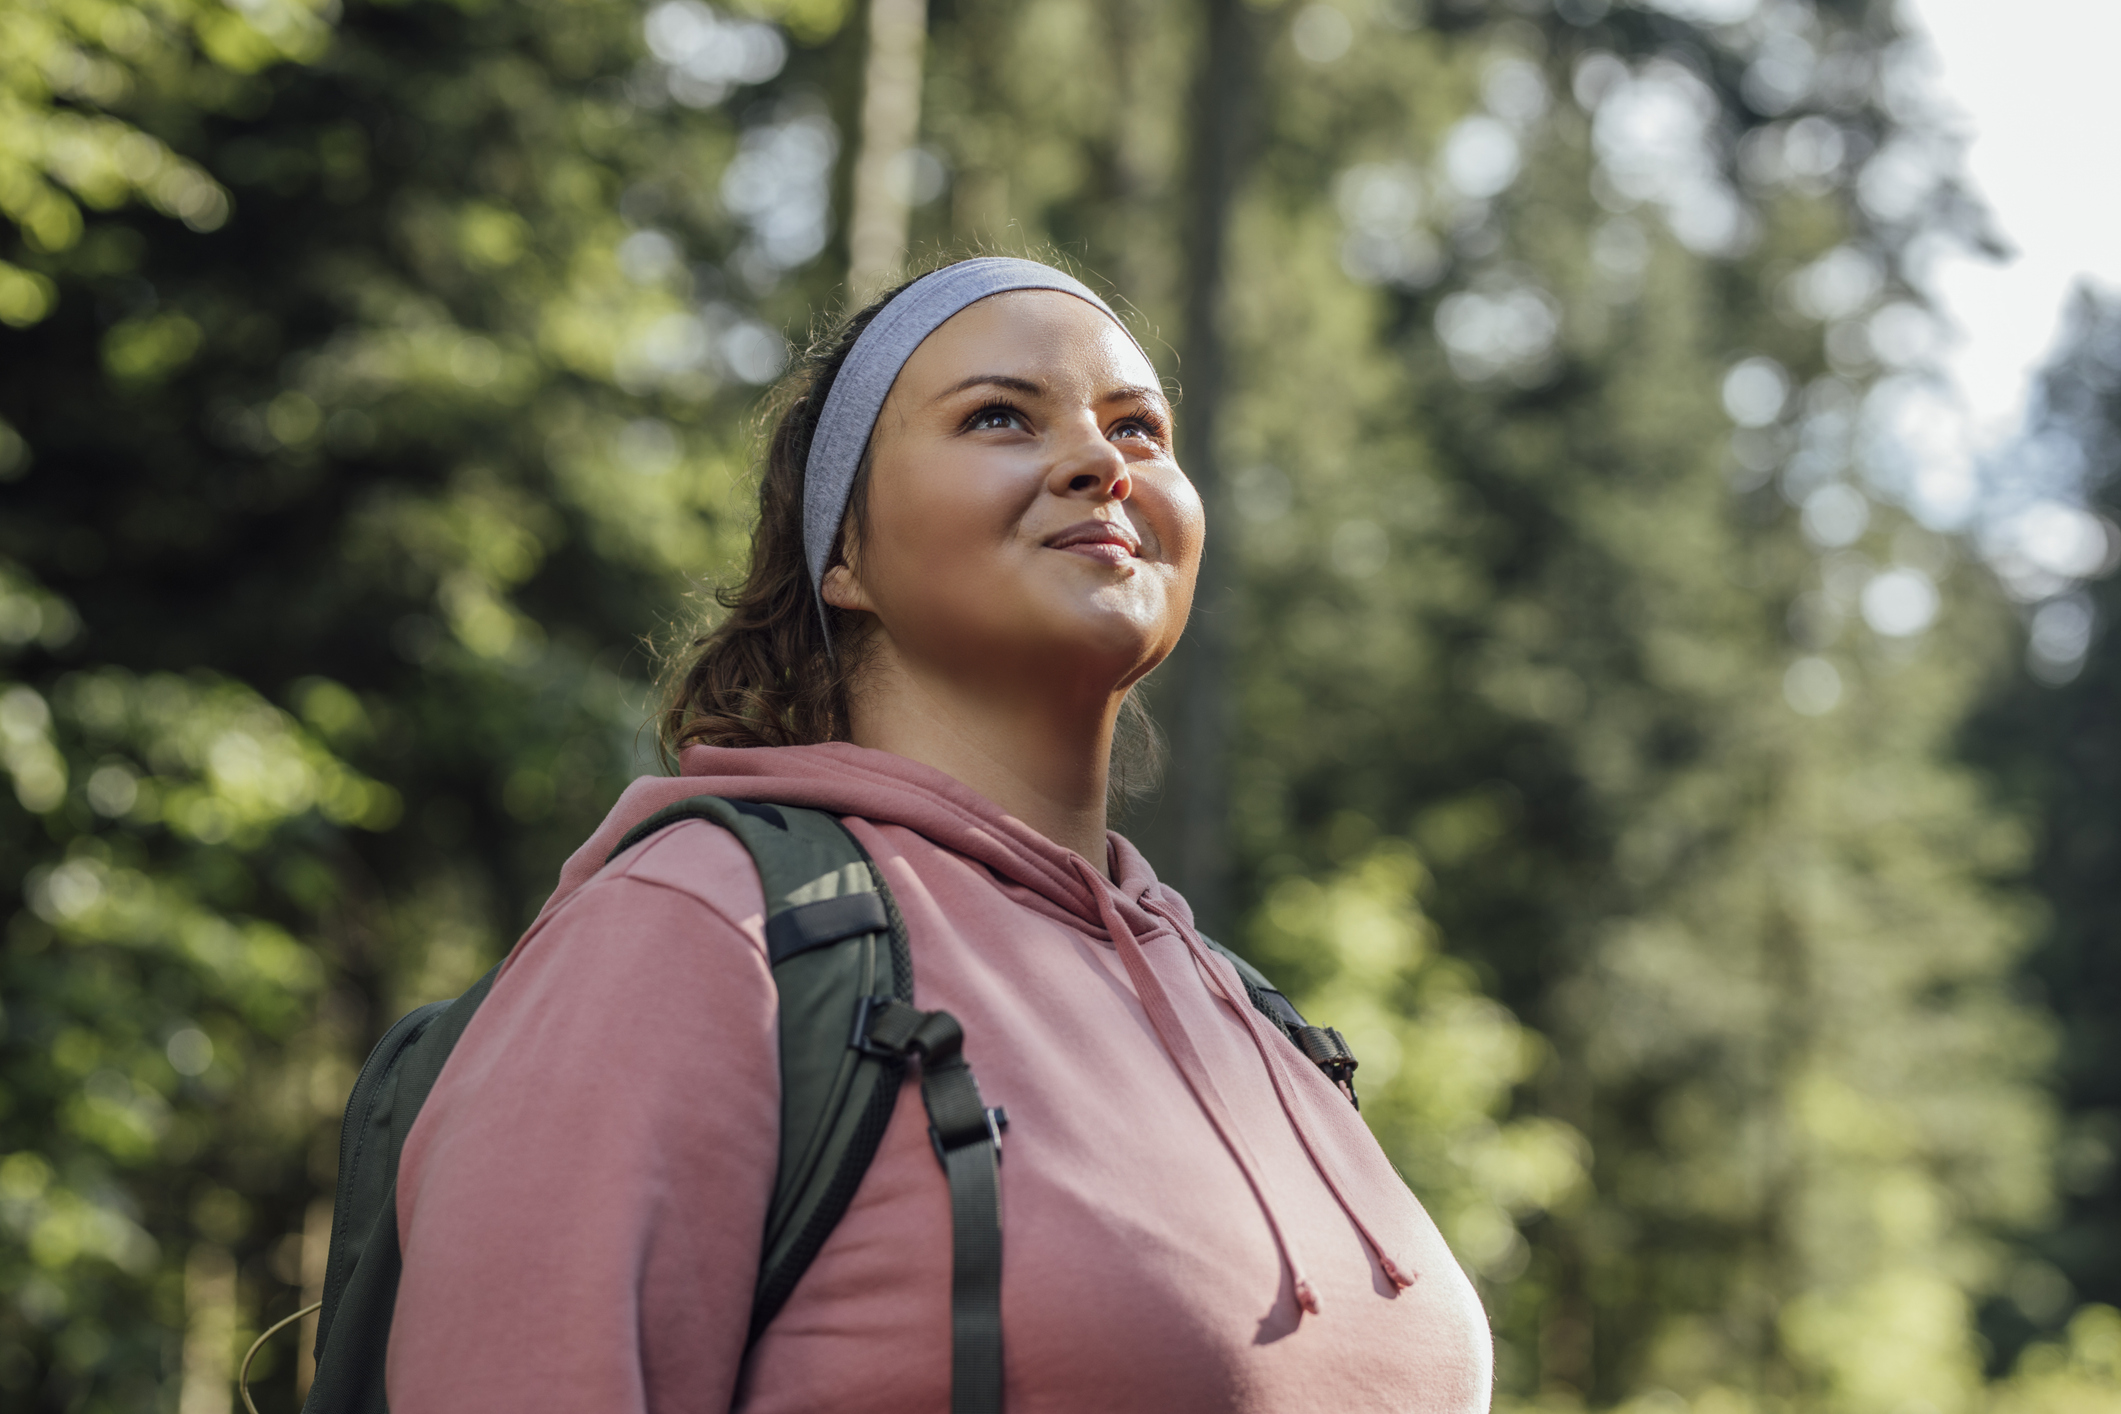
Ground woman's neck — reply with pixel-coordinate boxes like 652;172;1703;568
844;655;1118;876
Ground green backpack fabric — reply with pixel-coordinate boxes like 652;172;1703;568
295;795;1356;1414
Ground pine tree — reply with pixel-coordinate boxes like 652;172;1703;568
917;0;2060;1406
0;0;857;1403
1964;290;2121;1366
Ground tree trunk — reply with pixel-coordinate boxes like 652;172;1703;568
846;0;928;302
1152;0;1251;932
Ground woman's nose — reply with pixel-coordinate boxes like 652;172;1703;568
1048;421;1132;500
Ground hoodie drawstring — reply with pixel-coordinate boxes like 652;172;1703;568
1068;856;1324;1317
1145;898;1420;1294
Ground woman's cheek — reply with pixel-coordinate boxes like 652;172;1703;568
1142;471;1205;564
1151;563;1195;638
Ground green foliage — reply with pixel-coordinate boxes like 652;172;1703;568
1963;291;2121;1367
0;564;384;1406
1250;839;1588;1293
916;0;2059;1406
1989;1305;2121;1414
0;0;332;325
0;0;857;1401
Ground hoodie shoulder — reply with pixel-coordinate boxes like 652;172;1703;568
540;818;771;963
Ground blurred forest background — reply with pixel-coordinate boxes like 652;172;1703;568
4;0;2121;1409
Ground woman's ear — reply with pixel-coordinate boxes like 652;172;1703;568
821;561;873;614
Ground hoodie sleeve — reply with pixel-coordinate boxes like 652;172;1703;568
387;822;778;1414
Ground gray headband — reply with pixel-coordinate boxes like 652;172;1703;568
802;257;1144;633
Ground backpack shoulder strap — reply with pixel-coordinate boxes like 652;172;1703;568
613;796;1006;1413
610;795;915;1340
1199;934;1362;1108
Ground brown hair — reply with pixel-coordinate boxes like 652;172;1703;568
657;263;1166;801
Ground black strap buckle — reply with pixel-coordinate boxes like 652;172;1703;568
849;994;890;1057
931;1106;1008;1167
1295;1024;1361;1108
849;993;923;1058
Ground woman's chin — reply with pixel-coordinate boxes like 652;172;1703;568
932;608;1166;689
890;576;1182;687
1042;599;1178;677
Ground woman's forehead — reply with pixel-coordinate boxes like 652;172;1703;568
899;288;1156;395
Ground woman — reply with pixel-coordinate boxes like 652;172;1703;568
388;258;1492;1412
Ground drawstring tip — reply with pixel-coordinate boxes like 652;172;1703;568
1381;1257;1417;1290
1295;1279;1321;1316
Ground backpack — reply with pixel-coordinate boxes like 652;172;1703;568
276;796;1358;1414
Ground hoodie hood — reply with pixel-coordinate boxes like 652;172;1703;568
537;741;1180;943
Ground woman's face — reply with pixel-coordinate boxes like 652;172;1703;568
824;289;1203;703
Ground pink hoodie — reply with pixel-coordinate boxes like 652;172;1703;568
389;743;1492;1413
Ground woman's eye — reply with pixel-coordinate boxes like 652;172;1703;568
968;407;1024;432
1111;418;1161;444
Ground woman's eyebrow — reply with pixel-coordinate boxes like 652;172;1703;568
931;373;1043;402
1099;384;1169;410
926;375;1169;412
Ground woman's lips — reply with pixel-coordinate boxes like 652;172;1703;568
1047;520;1141;566
1057;541;1133;566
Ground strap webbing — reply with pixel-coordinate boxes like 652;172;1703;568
764;892;890;964
931;1071;1002;1414
860;999;1005;1414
